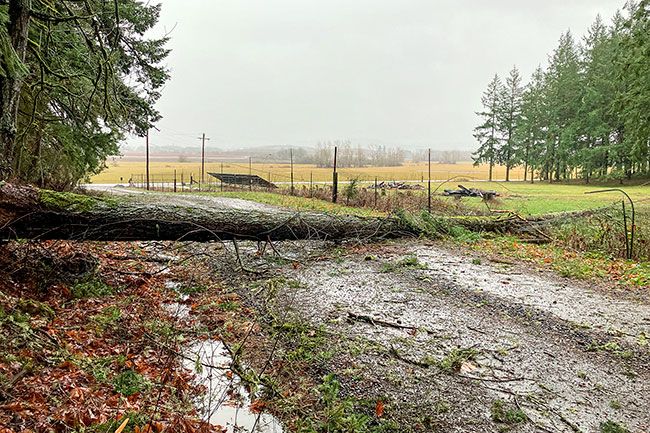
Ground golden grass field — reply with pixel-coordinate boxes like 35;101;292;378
91;161;527;184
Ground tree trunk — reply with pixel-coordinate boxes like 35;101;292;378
0;184;418;242
0;184;589;244
523;143;530;182
529;164;535;184
0;0;31;180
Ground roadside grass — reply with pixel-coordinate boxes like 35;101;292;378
467;236;650;289
190;180;649;223
297;374;400;433
205;191;384;217
190;182;650;265
203;182;650;217
600;420;631;433
0;241;211;431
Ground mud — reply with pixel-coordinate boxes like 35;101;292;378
261;240;650;432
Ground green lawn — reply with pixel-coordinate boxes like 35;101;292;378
199;182;650;217
433;181;650;215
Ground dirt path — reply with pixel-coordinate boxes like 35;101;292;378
263;241;650;433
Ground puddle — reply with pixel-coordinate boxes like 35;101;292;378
163;279;284;432
184;339;284;433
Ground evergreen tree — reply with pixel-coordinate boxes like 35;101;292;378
474;2;650;182
578;15;621;182
516;66;547;182
473;75;503;181
542;31;583;181
615;0;650;177
496;66;524;181
0;0;169;188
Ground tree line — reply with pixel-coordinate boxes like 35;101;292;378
275;141;406;168
0;0;169;189
473;1;650;182
274;145;472;167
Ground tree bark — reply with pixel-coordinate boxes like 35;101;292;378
0;184;602;244
0;0;31;180
0;183;416;242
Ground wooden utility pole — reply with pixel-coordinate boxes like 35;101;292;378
145;130;150;190
198;133;211;184
290;148;295;195
332;146;338;203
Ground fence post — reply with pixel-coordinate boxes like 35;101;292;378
374;177;378;208
249;156;253;191
174;170;177;192
428;149;432;213
332;146;338;203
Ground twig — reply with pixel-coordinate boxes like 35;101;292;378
458;374;527;383
347;311;437;335
389;345;434;369
232;239;266;275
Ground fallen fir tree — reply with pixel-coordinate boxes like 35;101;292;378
0;183;603;243
0;183;412;242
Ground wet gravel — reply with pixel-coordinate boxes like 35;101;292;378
267;241;650;433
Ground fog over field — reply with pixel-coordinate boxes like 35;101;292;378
128;0;621;154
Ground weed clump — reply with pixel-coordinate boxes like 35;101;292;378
298;374;399;433
71;277;114;298
491;399;527;425
380;255;428;273
113;370;150;396
438;347;479;372
600;420;630;433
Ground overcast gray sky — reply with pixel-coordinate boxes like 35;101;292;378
139;0;623;152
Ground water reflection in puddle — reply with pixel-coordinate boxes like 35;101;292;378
165;280;284;432
185;340;284;433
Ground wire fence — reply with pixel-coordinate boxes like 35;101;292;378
123;168;502;217
106;158;531;187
